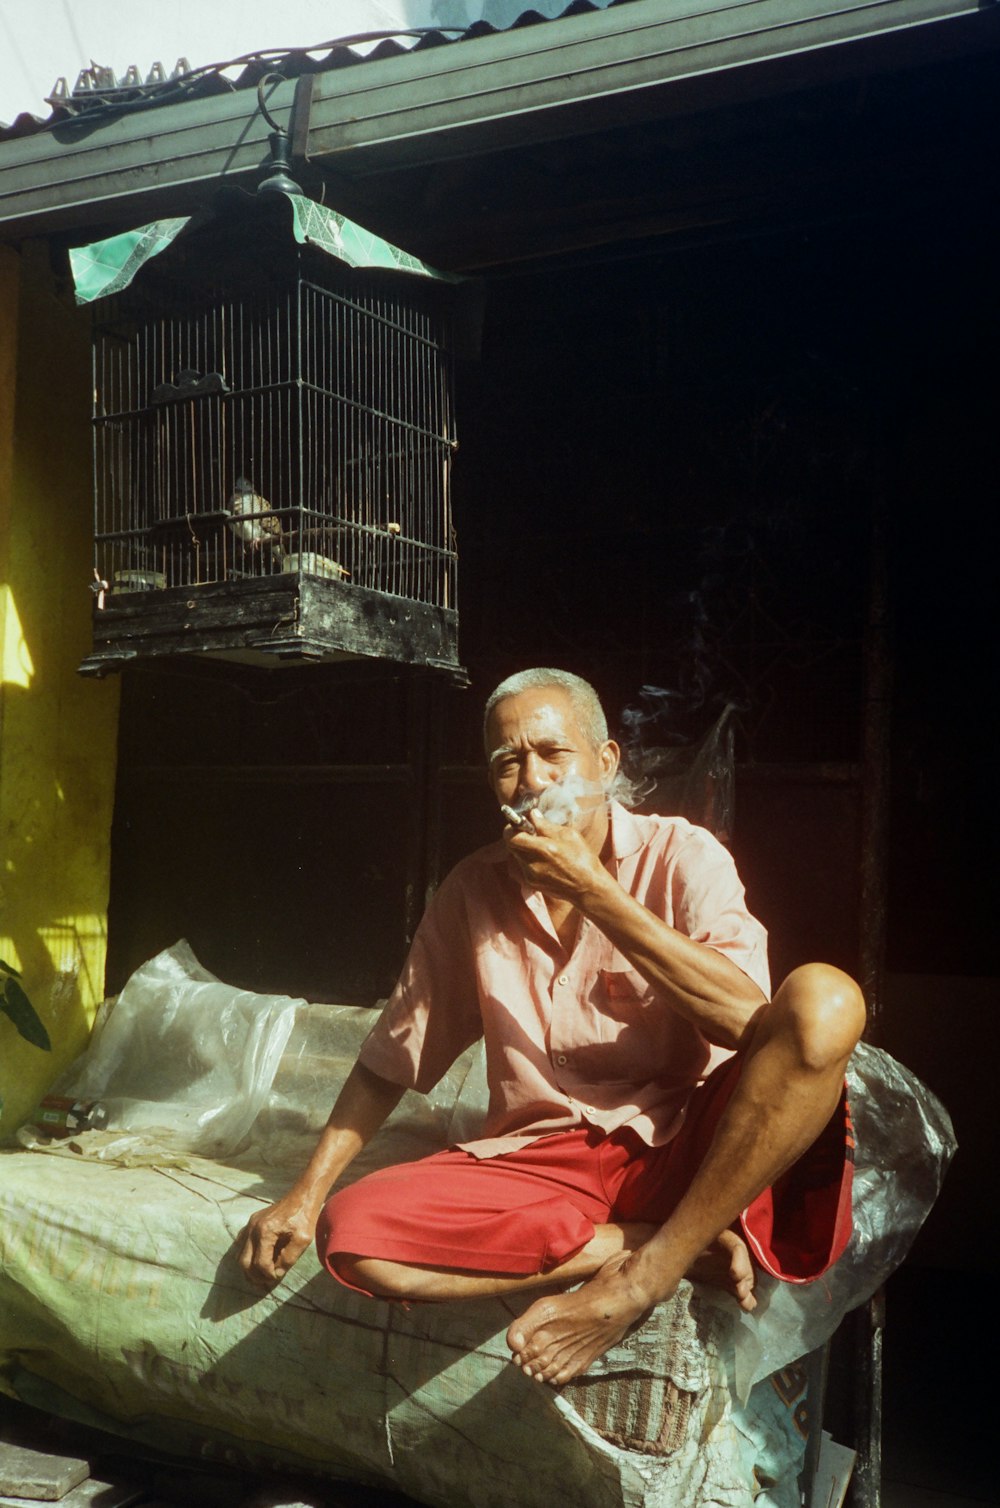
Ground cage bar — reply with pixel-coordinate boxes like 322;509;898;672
82;200;462;676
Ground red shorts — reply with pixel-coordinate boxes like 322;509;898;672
317;1055;854;1294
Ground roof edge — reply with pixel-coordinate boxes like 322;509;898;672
0;0;997;245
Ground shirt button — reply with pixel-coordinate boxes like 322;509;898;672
556;1053;568;1065
585;1106;596;1115
557;973;568;985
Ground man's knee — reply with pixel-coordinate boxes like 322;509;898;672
328;1251;411;1298
315;1187;390;1293
318;1185;457;1299
771;963;866;1071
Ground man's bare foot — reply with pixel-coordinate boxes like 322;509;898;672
507;1253;659;1387
507;1228;758;1384
687;1228;757;1312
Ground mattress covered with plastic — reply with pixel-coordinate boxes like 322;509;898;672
0;944;956;1508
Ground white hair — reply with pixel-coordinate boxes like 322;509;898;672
482;668;609;752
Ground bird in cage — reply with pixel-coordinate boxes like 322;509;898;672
227;476;285;563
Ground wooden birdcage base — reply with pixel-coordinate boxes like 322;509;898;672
79;574;463;678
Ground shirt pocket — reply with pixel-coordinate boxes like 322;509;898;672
594;966;656;1021
572;968;663;1083
580;969;710;1087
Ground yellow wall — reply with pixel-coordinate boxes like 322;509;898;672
0;241;120;1136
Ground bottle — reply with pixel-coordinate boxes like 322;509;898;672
33;1095;109;1136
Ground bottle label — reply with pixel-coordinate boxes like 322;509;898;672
34;1096;107;1135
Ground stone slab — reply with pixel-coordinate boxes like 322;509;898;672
0;1444;89;1501
0;1477;143;1506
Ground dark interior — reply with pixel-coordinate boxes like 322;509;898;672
101;42;996;1502
106;195;996;999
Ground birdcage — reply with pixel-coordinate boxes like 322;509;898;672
79;195;462;676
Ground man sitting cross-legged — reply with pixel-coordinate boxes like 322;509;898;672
237;667;865;1387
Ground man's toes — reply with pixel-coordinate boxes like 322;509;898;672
512;1327;549;1369
513;1339;561;1383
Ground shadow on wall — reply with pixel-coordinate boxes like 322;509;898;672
0;683;114;1135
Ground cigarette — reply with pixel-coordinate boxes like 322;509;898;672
501;804;534;831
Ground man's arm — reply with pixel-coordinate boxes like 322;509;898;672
236;1060;404;1289
507;816;766;1049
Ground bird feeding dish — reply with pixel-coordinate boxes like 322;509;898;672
282;553;349;580
113;569;167;592
76;190;464;678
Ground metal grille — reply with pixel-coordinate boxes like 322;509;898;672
92;244;458;611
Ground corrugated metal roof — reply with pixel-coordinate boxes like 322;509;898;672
2;0;996;252
0;1;635;143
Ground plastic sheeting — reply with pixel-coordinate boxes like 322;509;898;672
20;942;302;1161
69;191;454;306
288;195;459;283
726;1040;957;1399
19;941;957;1395
6;942;956;1506
2;946;798;1507
0;1140;786;1507
18;942;480;1170
628;703;739;845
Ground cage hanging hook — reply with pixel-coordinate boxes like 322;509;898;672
256;72;287;132
256;71;302;196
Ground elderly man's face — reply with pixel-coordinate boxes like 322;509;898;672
485;688;619;828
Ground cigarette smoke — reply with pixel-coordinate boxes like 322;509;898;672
511;773;606;827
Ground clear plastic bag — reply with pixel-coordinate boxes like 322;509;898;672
18;942;489;1169
625;701;738;841
19;940;302;1160
727;1040;958;1396
246;997;485;1168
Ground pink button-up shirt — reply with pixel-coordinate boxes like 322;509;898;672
359;803;770;1157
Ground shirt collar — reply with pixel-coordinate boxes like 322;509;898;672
607;800;646;864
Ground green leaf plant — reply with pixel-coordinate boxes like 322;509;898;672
0;958;52;1053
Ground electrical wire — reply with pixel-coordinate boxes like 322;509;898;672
58;0;88;65
0;10;42;120
37;28;470;131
